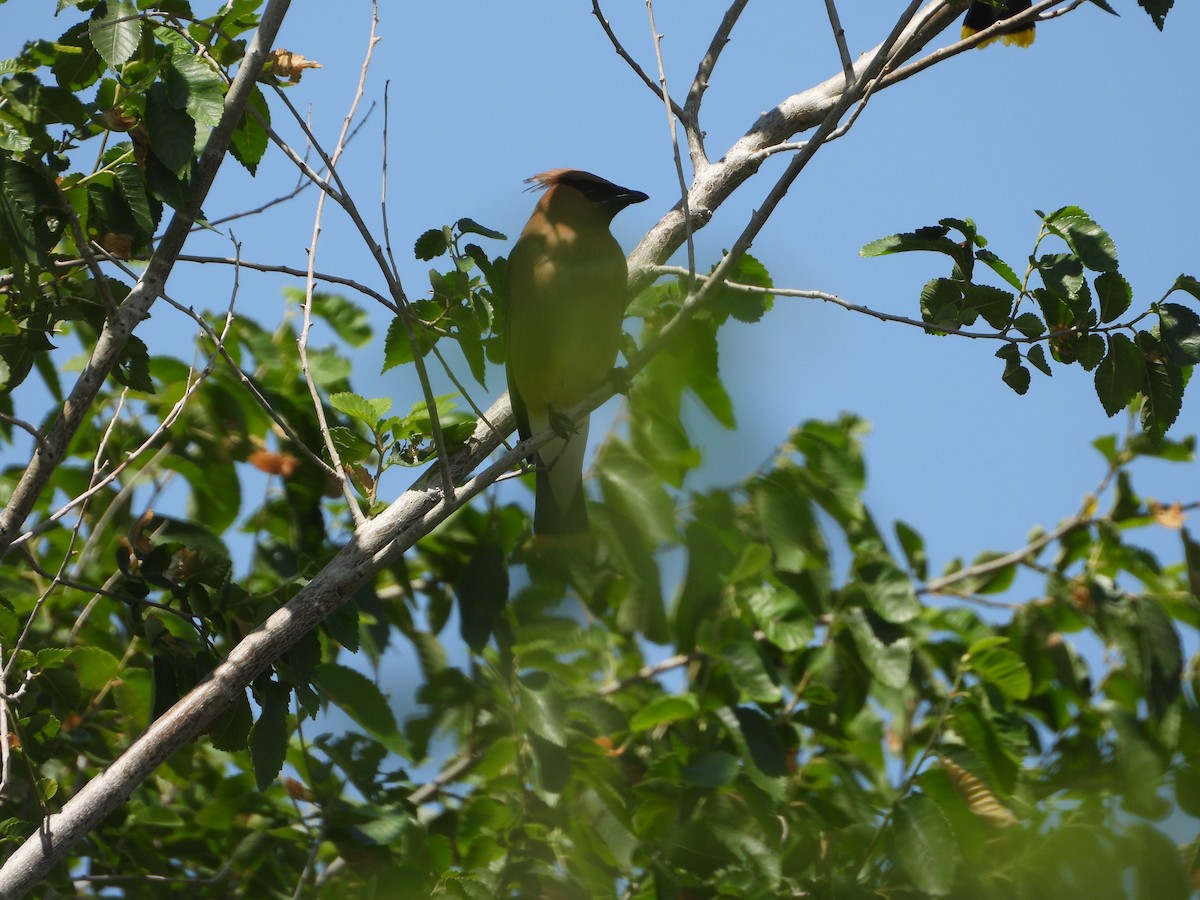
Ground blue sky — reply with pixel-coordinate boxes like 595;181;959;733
3;3;1199;728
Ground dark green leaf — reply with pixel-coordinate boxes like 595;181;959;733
315;662;399;740
680;751;738;789
919;277;962;329
721;640;781;703
894;520;927;580
976;248;1021;290
1012;312;1045;338
1136;330;1183;438
414;228;448;260
846;608;911;689
1096;271;1132;323
1043;206;1118;273
1094;332;1143;417
1135;0;1172;30
860;224;955;257
597;440;678;548
1157;302;1200;366
249;682;289;790
144;83;195;178
455;217;505;241
1027;343;1052;376
996;343;1030;395
967;645;1031;701
894;794;957;896
963;283;1013;329
456;542;508;653
732;706;788;777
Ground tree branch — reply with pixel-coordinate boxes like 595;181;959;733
0;0;293;561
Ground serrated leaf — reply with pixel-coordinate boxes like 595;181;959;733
1094;332;1143;417
975;248;1021;290
1043;206;1118;273
382;316;416;371
860;224;955;257
89;0;141;68
963;283;1014;330
894;794;957;895
1096;271;1132;323
1012;312;1045;338
315;662;398;739
1157;302;1200;366
1026;343;1052;376
144;83;195;178
968;646;1031;701
249;683;289;790
413;228;448;260
329;391;392;424
1136;330;1183;438
996;344;1030;395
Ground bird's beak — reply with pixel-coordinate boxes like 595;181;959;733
612;186;649;208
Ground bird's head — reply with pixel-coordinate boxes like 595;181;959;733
526;169;648;223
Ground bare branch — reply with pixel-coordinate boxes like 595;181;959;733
591;0;687;121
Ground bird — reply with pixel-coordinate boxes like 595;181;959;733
962;0;1035;48
504;169;648;537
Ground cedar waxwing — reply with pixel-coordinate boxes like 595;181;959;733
962;0;1035;48
505;169;648;536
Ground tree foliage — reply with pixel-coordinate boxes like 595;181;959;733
0;2;1198;898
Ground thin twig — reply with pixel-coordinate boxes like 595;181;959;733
645;0;695;282
824;0;855;86
591;0;686;120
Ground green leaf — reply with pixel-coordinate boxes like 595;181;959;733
893;794;957;896
975;248;1021;290
1094;332;1143;417
314;662;399;739
1027;343;1052;376
1131;823;1189;900
382;316;416;371
1166;274;1200;304
1012;312;1045;338
166;45;226;128
860;224;955;257
1096;271;1132;323
329;391;392;425
962;283;1013;330
1157;302;1200;366
894;520;927;580
967;646;1031;701
313;292;373;348
919;277;962;329
144;83;195;178
1136;330;1183;438
230;86;269;174
597;440;678;548
721;640;781;703
855;547;920;623
89;0;141;68
746;587;814;652
456;542;508;653
71;646;119;691
455;217;505;241
629;694;698;732
680;750;738;789
518;673;568;747
249;683;289;790
1043;206;1118;273
996;343;1030;395
732;706;788;777
414;228;448;260
846;608;911;689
